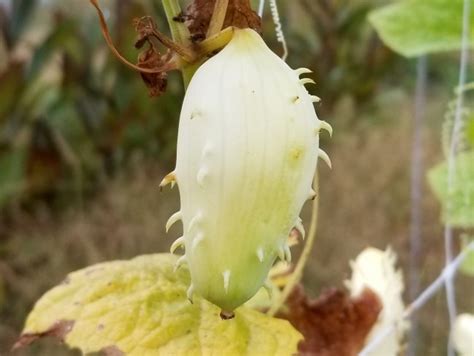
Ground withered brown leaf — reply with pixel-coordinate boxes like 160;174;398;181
134;17;177;97
181;0;261;42
137;48;171;97
281;285;382;356
90;1;178;97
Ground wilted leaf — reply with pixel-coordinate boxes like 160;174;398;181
90;2;178;98
281;285;382;356
16;253;302;355
369;0;474;57
134;17;174;97
428;151;474;227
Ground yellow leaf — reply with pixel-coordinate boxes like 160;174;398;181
18;254;302;356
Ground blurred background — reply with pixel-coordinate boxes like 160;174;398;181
0;0;472;354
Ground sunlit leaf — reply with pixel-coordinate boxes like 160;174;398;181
369;0;474;57
17;253;302;355
428;151;474;227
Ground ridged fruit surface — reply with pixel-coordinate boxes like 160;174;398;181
165;28;331;312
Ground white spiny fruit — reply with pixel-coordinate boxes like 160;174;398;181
163;28;331;313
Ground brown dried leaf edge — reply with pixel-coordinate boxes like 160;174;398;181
282;285;382;356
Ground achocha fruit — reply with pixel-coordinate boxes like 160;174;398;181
162;28;332;314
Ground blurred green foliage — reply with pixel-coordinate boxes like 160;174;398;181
283;0;397;108
426;84;473;231
370;0;474;272
427;84;473;276
369;0;474;57
0;0;183;210
428;150;474;228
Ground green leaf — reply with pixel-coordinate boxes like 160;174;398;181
369;0;474;57
428;151;474;227
18;254;302;355
460;235;474;276
465;114;474;146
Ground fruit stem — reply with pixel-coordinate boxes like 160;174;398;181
267;173;320;316
197;27;235;56
161;0;195;86
220;310;235;320
162;0;191;47
207;0;230;38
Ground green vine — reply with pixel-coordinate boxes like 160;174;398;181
161;0;191;46
161;0;195;86
207;0;230;37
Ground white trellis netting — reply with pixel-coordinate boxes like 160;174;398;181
444;0;471;350
259;0;473;354
258;0;288;60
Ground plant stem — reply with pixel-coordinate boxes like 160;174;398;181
161;0;195;86
162;0;191;46
161;1;235;86
207;0;229;38
267;173;320;316
407;56;427;356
